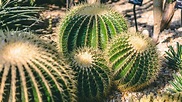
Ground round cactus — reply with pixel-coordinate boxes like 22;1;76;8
106;32;160;91
59;4;128;56
0;30;76;102
70;47;111;102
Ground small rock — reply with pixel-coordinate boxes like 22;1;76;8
177;27;182;32
142;29;149;37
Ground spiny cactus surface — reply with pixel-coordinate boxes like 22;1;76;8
59;4;128;56
0;30;76;102
107;32;160;91
70;47;111;102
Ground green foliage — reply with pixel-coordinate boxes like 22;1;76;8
70;47;111;102
165;42;182;70
168;71;182;93
0;0;42;30
59;4;128;57
0;30;76;102
106;32;160;91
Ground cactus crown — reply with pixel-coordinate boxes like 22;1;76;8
107;32;160;91
77;4;109;15
0;30;76;102
128;35;148;53
74;49;93;68
0;36;38;65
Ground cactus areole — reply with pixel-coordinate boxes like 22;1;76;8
107;32;160;91
71;47;111;102
59;4;128;57
0;31;75;102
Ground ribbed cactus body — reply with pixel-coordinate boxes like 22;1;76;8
71;47;111;102
0;31;76;102
107;32;160;91
59;4;128;56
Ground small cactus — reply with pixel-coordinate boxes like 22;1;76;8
0;30;76;102
59;4;128;56
106;32;160;91
165;42;182;70
70;47;111;102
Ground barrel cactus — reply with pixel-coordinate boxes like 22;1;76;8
70;47;111;102
106;32;160;91
0;30;76;102
59;4;128;56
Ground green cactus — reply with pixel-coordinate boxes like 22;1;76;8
70;47;111;102
59;4;128;56
0;30;76;102
165;42;182;70
106;32;160;92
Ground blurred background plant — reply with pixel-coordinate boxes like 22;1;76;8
0;0;42;30
153;0;176;42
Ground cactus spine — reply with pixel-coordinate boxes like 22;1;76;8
59;4;128;56
0;31;76;102
70;47;111;102
106;32;160;91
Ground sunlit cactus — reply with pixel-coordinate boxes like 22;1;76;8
106;32;160;91
0;30;76;102
70;47;111;102
59;4;128;56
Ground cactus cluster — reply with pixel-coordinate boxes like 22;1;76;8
59;4;128;57
0;31;76;102
70;47;111;102
106;32;160;91
0;2;165;102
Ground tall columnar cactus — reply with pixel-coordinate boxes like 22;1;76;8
70;47;111;102
59;4;128;56
0;30;76;102
106;32;160;91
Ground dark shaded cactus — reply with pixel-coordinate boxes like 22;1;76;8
59;4;128;56
70;47;111;102
0;30;76;102
106;32;160;91
165;42;182;70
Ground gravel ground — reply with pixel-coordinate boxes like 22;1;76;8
38;0;182;101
